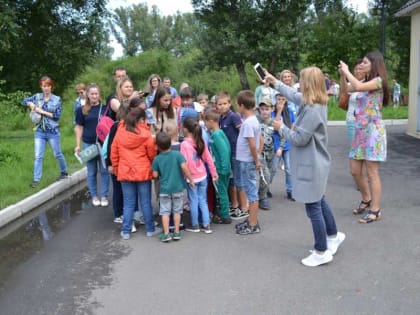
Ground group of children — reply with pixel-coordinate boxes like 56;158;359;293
107;80;295;242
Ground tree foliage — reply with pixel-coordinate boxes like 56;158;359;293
0;0;109;93
110;4;200;57
303;1;378;77
192;0;312;89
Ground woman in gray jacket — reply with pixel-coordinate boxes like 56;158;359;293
266;67;345;267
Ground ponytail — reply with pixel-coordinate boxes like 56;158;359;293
125;107;146;133
183;118;204;158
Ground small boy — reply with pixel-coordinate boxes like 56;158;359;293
197;93;210;113
234;90;262;235
204;110;232;224
256;98;276;210
152;132;194;242
216;91;247;220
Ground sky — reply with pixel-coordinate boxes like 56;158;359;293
107;0;369;59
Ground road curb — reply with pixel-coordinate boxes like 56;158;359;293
0;168;87;229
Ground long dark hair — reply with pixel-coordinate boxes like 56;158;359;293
149;86;175;119
183;117;204;158
365;51;389;106
124;107;146;134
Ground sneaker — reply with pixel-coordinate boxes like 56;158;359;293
29;181;39;188
100;197;109;207
229;207;239;216
201;225;213;234
120;231;130;240
287;192;295;202
57;172;69;181
185;225;200;233
230;209;249;220
131;223;137;233
235;219;249;230
159;233;172;242
259;199;271;210
212;215;232;224
146;227;162;237
327;231;346;255
301;250;333;267
92;197;101;207
113;215;123;224
172;232;182;240
236;223;261;235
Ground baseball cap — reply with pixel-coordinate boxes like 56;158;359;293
259;98;273;107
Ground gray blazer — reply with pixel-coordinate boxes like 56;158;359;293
274;81;330;203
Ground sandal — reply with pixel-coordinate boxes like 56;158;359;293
352;200;371;215
359;209;382;223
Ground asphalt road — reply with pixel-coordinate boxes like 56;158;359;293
0;125;419;315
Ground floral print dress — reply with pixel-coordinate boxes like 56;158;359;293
349;77;387;161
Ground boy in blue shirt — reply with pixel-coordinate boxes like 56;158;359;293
152;132;194;242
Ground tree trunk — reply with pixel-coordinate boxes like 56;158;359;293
236;63;250;90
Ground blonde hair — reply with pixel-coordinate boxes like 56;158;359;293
299;67;328;106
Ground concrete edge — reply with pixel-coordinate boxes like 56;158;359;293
327;119;407;126
0;168;87;229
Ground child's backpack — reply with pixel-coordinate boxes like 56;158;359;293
96;105;114;143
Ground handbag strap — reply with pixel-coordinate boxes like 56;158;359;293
95;104;103;143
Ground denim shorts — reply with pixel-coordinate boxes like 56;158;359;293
230;157;240;187
159;192;184;216
236;161;258;202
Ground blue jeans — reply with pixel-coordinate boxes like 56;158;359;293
187;179;210;227
121;181;154;234
270;150;292;193
304;196;338;252
84;142;109;198
33;131;67;181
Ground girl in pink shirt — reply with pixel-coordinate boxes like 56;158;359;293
181;118;218;234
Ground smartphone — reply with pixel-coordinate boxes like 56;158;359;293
140;91;150;97
254;63;266;82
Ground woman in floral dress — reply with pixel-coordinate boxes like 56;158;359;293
339;51;389;223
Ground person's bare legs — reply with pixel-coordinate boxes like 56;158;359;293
350;159;371;202
248;201;258;226
161;215;170;234
365;161;382;211
229;185;239;208
173;213;181;233
238;189;249;212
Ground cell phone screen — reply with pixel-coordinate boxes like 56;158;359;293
254;64;266;81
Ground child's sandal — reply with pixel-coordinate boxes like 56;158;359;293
359;209;381;223
352;200;371;215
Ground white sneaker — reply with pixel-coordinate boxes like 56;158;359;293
113;216;123;224
327;231;346;255
100;197;109;207
301;250;333;267
92;197;101;207
131;223;137;233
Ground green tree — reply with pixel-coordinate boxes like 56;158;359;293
110;4;200;57
370;0;411;85
192;0;312;89
302;0;378;77
0;0;109;94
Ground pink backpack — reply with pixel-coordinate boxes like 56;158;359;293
96;105;114;143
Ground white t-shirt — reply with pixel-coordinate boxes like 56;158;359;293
236;115;261;162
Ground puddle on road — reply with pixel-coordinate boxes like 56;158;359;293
0;183;89;288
